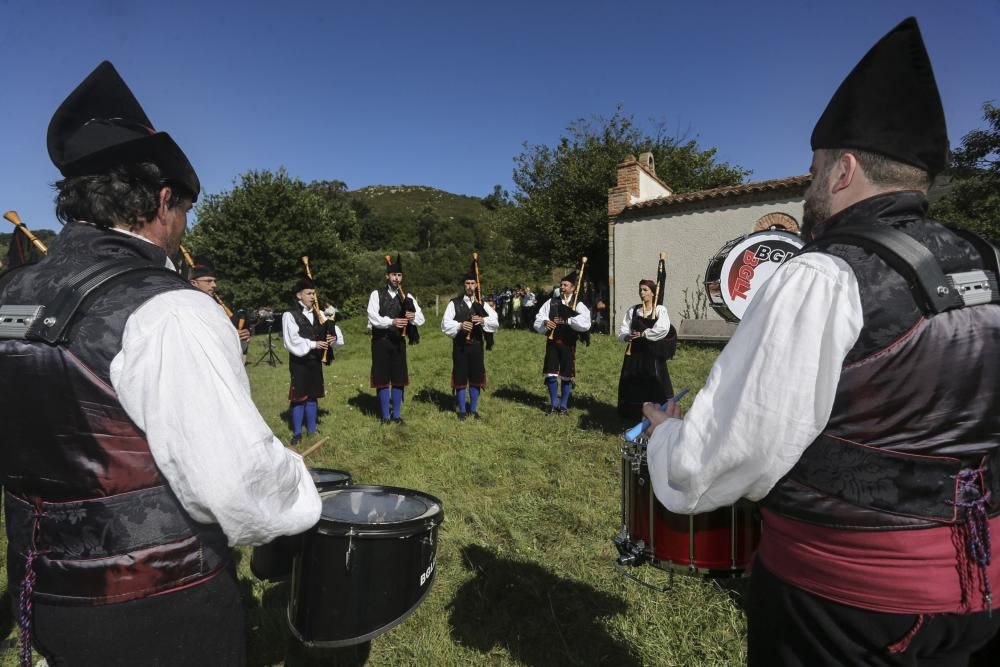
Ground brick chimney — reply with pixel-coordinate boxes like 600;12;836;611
608;152;672;217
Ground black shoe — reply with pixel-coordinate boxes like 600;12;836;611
557;407;568;416
380;418;392;425
472;412;482;420
393;418;405;425
545;407;556;416
457;412;467;421
290;434;302;446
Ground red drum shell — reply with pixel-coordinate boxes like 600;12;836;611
622;446;760;574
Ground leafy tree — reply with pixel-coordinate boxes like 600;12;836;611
503;107;750;283
185;169;360;312
481;184;510;211
416;203;439;250
931;101;1000;245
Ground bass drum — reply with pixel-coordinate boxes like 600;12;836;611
288;485;444;647
250;468;352;582
704;230;804;323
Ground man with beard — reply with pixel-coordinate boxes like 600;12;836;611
0;62;320;666
643;18;1000;665
188;257;251;357
441;269;499;420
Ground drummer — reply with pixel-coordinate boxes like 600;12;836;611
617;279;674;421
643;18;1000;664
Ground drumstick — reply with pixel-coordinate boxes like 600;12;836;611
623;388;689;443
299;436;329;458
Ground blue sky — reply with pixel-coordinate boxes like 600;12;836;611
2;0;997;231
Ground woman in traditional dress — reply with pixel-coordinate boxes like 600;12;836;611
617;279;674;421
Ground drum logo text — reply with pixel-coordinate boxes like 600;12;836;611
731;244;793;301
419;559;436;586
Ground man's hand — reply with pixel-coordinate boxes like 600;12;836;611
315;339;329;351
628;331;643;341
553;316;565;325
405;311;416;322
326;334;336;345
461;321;474;332
471;315;483;325
642;400;683;431
393;317;409;329
237;328;251;342
544;319;557;331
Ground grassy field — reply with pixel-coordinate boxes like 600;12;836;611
2;316;745;666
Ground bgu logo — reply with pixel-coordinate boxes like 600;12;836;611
730;244;793;301
419;559;436;586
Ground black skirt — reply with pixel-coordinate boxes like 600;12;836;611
370;334;409;388
617;337;673;421
289;351;325;402
452;338;487;388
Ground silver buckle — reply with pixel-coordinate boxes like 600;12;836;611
0;305;44;340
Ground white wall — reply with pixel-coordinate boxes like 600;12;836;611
611;196;804;326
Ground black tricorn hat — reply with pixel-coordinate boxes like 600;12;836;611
188;257;216;280
463;257;478;282
561;271;578;285
385;254;402;273
811;17;948;177
294;277;316;293
47;61;201;200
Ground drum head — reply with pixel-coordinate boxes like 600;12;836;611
317;485;443;537
708;230;804;322
309;468;352;491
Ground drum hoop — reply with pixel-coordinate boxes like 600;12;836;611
315;484;444;537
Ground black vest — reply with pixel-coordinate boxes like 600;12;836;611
373;286;404;341
288;306;324;364
762;192;1000;530
548;296;579;345
0;222;229;605
451;296;484;343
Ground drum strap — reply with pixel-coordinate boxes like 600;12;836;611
810;226;999;315
788;434;1000;523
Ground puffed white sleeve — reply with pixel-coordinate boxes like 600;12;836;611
282;310;314;357
482;302;500;333
408;293;426;326
619;307;633;342
568;303;591;332
110;290;322;546
643;305;672;341
441;300;460;338
533;300;551;333
644;253;863;514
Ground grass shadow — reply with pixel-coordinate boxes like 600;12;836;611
346;390;380;418
492;385;548;412
448;544;641;667
570;394;624;435
413;387;456;413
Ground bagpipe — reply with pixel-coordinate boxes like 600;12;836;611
548;256;587;342
384;255;420;345
302;256;337;364
3;210;48;271
466;251;489;341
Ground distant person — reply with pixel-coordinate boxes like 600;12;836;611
367;254;425;424
441;269;498;419
533;271;591;414
617;279;674;421
188;256;251;358
282;278;341;445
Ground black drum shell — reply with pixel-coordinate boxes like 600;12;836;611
287;485;444;647
250;468;352;582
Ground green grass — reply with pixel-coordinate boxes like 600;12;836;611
2;318;741;666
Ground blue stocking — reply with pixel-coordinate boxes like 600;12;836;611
470;386;481;414
305;399;318;434
559;381;574;409
391;387;405;419
545;377;558;407
291;402;305;436
377;388;391;420
456;387;468;414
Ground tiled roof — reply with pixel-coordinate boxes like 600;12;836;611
622;174;811;213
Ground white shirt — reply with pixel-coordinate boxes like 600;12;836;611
618;303;671;342
441;295;500;338
645;253;863;514
282;303;345;357
532;296;592;334
110;289;322;547
367;286;426;329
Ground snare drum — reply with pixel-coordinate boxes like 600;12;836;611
614;442;759;576
288;485;444;647
250;468;352;582
704;230;804;323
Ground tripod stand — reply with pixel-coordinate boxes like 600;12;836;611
254;318;282;367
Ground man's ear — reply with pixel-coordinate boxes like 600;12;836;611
830;152;860;195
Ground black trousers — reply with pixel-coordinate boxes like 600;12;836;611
32;565;246;667
749;559;1000;667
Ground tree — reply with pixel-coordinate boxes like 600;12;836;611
931;101;1000;245
185;169;360;311
502;107;750;284
416;203;438;250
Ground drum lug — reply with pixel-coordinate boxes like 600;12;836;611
345;529;356;573
613;532;647;567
